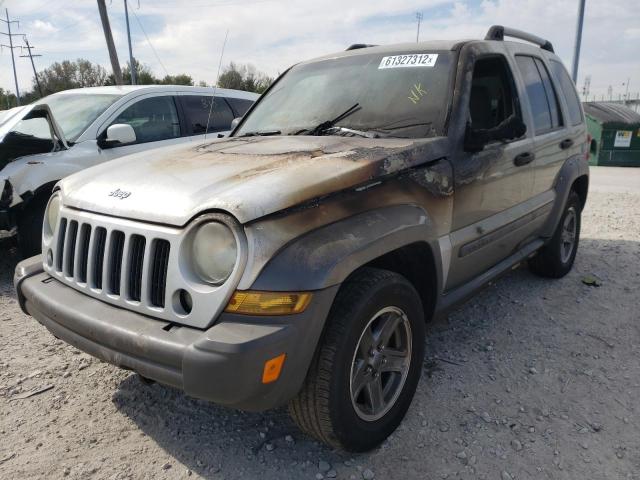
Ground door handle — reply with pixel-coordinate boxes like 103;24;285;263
560;138;574;150
514;152;535;166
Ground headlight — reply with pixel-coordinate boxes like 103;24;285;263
191;221;237;284
43;194;61;238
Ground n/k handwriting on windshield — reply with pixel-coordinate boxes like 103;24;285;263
408;83;427;105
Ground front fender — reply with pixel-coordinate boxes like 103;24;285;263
250;204;443;292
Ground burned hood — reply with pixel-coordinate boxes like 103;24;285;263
60;135;449;226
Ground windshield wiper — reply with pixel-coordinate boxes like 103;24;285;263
295;103;362;136
323;126;379;138
238;129;282;137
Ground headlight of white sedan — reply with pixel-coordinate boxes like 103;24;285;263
43;193;61;239
191;221;238;284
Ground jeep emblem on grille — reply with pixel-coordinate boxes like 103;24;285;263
109;188;132;199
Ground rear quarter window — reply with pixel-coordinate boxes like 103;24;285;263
226;97;254;117
549;60;584;126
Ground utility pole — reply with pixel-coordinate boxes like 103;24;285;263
20;38;43;98
97;0;123;85
0;8;22;105
124;0;136;85
415;12;423;43
581;75;591;100
623;78;630;104
571;0;586;83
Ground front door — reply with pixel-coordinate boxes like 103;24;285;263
99;95;190;162
446;53;535;290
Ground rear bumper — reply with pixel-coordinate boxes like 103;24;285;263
15;256;338;411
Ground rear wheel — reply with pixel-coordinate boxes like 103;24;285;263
289;267;425;451
529;191;581;278
17;194;49;259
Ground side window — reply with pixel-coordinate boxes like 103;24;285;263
180;96;235;134
549;60;584;126
469;56;519;130
226;97;254;118
534;58;562;128
110;96;180;144
515;56;562;134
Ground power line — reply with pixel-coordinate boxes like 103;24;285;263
128;1;169;77
1;8;24;105
19;37;43;97
124;0;136;84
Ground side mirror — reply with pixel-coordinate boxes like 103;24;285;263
100;124;136;148
464;115;527;152
230;117;242;131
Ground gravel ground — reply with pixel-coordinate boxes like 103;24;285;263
1;166;639;480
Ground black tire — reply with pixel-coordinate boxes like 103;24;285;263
529;191;581;278
289;267;425;452
17;194;49;259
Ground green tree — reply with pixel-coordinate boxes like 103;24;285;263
107;59;194;86
218;62;273;93
0;88;18;109
160;74;193;86
37;59;108;95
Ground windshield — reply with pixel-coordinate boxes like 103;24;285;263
236;50;453;138
34;93;121;141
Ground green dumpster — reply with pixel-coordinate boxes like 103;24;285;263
583;102;640;167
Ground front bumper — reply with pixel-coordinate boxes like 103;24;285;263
0;180;15;231
15;256;338;411
0;208;15;231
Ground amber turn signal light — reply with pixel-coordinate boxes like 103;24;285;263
225;291;312;316
262;353;286;384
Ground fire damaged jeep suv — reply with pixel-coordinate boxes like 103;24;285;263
16;26;589;451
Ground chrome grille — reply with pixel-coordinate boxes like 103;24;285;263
49;214;170;308
107;230;125;295
42;206;247;329
92;227;107;289
76;223;91;284
150;239;170;307
127;235;146;302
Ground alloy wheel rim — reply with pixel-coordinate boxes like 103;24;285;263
349;306;412;422
560;207;577;264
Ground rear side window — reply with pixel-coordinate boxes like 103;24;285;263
226;97;254;117
549;60;583;126
180;96;235;134
515;56;562;134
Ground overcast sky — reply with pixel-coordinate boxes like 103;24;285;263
0;0;638;101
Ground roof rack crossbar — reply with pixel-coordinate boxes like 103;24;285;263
485;25;554;53
346;44;378;51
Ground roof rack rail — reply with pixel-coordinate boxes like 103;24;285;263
346;44;377;51
485;25;554;53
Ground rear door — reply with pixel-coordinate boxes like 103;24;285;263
537;59;586;195
176;94;236;140
513;55;578;200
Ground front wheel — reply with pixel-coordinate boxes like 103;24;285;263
289;267;425;451
17;194;49;259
